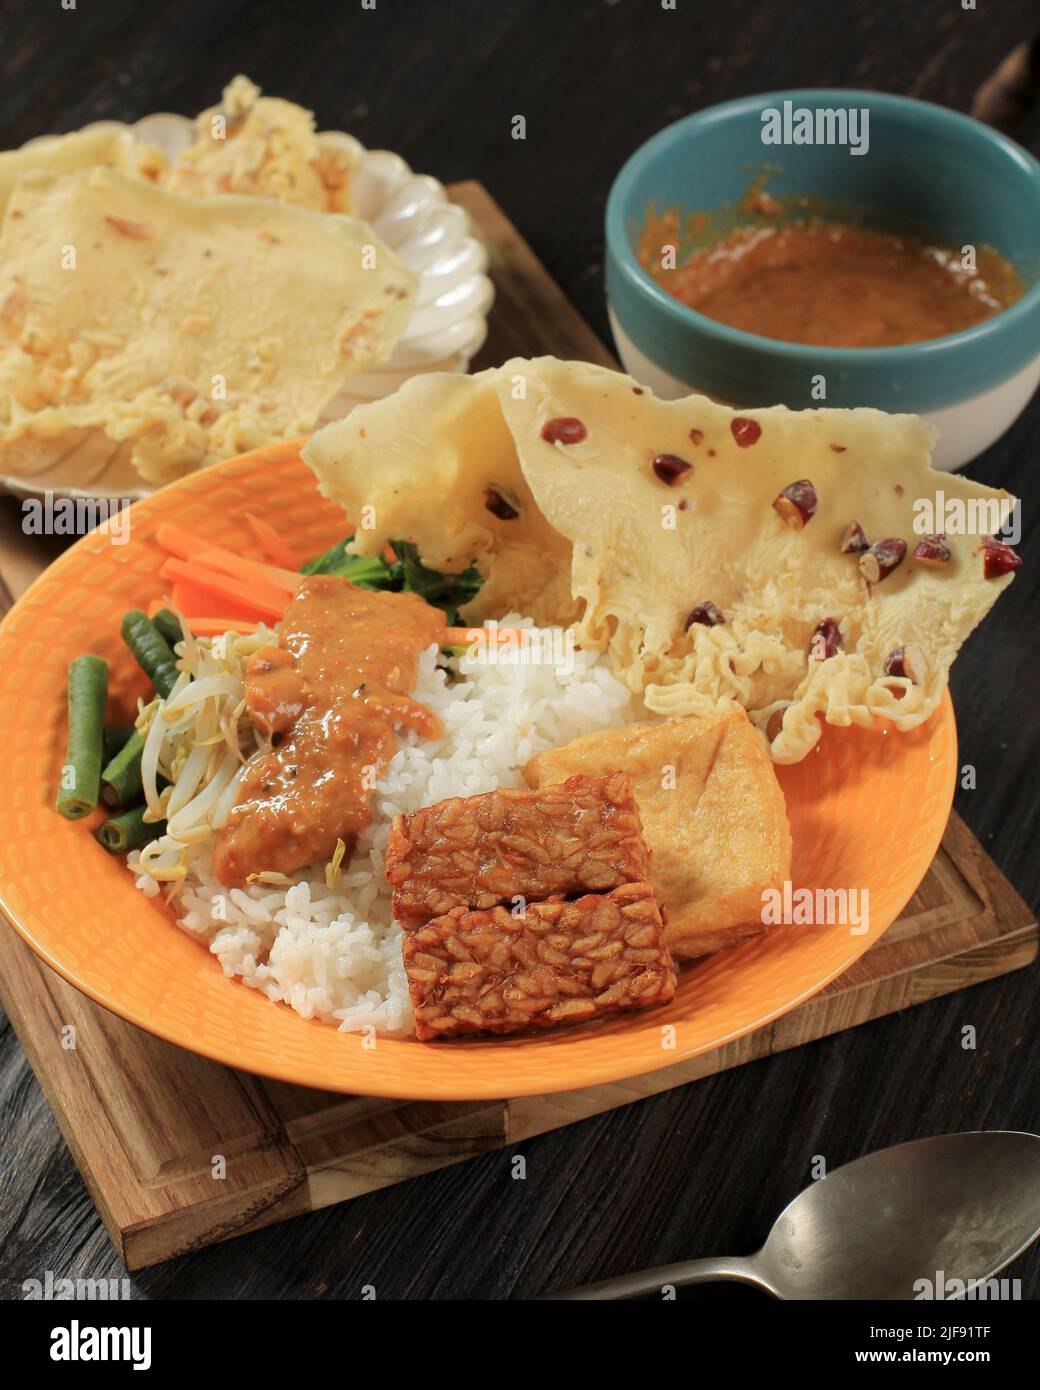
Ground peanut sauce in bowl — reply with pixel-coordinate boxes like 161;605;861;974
644;218;1023;349
606;92;1040;466
214;575;444;887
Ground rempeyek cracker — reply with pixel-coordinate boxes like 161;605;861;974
304;357;1019;763
166;75;359;215
0;124;167;217
0;167;416;485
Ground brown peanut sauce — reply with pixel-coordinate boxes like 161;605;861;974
215;575;445;887
644;218;1022;348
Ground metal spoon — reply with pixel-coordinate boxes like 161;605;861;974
543;1131;1040;1300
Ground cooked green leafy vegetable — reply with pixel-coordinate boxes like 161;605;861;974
301;534;483;626
391;541;484;627
300;538;352;575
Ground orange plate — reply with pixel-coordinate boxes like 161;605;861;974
0;442;956;1101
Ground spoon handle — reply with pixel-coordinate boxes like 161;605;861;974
542;1255;769;1300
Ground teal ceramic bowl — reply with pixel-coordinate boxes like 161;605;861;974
606;90;1040;470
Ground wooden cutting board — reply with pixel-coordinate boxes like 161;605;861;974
0;182;1035;1272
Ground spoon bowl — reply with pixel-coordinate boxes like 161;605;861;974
545;1131;1040;1300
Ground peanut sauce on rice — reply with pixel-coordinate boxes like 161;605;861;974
214;575;444;887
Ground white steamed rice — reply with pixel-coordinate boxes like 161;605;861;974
130;617;643;1036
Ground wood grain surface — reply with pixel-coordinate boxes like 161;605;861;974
0;0;1038;1301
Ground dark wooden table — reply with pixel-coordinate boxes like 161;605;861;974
1;0;1038;1301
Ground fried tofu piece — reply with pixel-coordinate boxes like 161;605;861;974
525;711;792;958
386;772;651;924
404;882;676;1039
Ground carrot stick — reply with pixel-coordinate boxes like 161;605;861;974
155;522;211;561
196;547;301;595
170;583;224;619
169;582;257;623
160;558;287;621
244;513;299;570
158;519;300;593
170;581;226;619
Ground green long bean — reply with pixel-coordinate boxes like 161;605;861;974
95;804;165;854
56;654;108;819
100;613;179;808
120;610;179;698
102;723;134;763
100;730;145;809
150;608;184;648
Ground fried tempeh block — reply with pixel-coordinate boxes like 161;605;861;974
404;881;676;1039
386;772;651;924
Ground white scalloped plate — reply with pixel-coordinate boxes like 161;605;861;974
1;114;493;501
